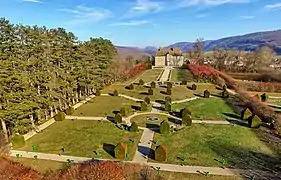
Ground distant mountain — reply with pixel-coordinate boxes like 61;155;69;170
115;46;151;60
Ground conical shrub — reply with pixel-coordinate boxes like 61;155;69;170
115;113;122;123
114;142;127;159
155;145;167;162
160;121;170;134
130;122;138;132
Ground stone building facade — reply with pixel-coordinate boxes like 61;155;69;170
154;47;184;67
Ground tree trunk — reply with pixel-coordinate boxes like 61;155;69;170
58;99;62;111
54;105;58;114
44;110;49;120
50;106;54;117
0;119;9;142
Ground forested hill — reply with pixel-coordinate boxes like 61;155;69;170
0;18;120;135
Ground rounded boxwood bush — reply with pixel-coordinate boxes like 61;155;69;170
181;80;187;85
114;142;127;159
113;90;118;96
260;93;268;102
191;84;197;90
248;115;262;128
65;107;74;115
120;107;129;116
180;108;191;117
241;107;253;120
222;90;229;98
95;89;101;96
182;114;192;126
151;81;156;88
129;84;134;90
115;113;122;123
165;96;172;103
166;88;172;95
148;88;153;95
204;90;210;98
144;96;151;104
11;135;25;148
160;121;170;134
141;101;148;111
139;79;145;85
222;84;227;91
155;145;167;162
130;122;138;132
54;112;66;121
164;102;171;112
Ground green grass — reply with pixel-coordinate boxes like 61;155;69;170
170;69;195;82
18;120;142;160
247;91;281;97
150;124;276;170
172;97;238;120
73;96;139;117
130;114;175;128
9;157;64;173
125;69;163;84
102;83;220;102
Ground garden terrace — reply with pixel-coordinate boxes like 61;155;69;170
170;69;195;82
72;96;140;117
150;124;279;171
18;120;142;160
172;97;238;121
130;114;179;128
125;69;163;84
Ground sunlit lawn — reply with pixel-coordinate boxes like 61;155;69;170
18;120;142;160
247;91;281;97
130;114;176;128
170;69;195;82
172;97;238;120
125;69;163;84
150;124;276;170
73;96;139;117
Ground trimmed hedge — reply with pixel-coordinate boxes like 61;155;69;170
166;88;172;95
95;89;101;96
241;108;253;120
130;122;138;132
139;79;145;85
155;145;167;162
180;108;191;117
129;84;134;90
113;90;119;96
191;84;197;90
165;96;172;103
222;84;227;91
141;101;148;111
167;82;172;89
148;88;153;95
182;114;192;126
120;107;129;116
114;142;128;159
65;107;74;115
11;135;25;148
204;90;210;98
164;102;171;112
54;112;66;121
160;121;170;134
181;80;187;85
151;81;156;88
260;93;268;102
115;113;122;123
248;115;262;128
144;96;151;104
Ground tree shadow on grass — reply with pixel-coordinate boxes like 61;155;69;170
222;112;242;120
169;111;181;118
187;86;193;90
155;100;165;104
160;91;168;95
146;123;160;133
168;117;181;125
225;118;249;127
112;110;120;115
106;116;115;123
140;92;149;95
193;93;204;98
143;85;151;88
133;82;139;85
131;105;141;111
102;143;115;158
152;105;164;111
210;93;223;98
125;86;131;90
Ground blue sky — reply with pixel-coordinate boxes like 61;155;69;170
1;0;280;47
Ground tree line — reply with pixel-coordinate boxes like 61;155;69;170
0;18;128;138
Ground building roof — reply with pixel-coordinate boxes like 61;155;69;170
155;47;182;56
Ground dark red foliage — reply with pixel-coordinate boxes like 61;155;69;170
188;64;219;80
123;63;148;79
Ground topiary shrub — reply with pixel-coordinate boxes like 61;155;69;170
167;82;172;89
155;145;167;162
130;122;138;132
180;108;191;118
160;121;170;134
182;114;192;126
65;107;74;115
11;135;25;148
241;107;253;120
139;79;145;85
222;84;227;91
181;80;187;85
144;96;151;104
114;142;128;159
166;88;172;95
260;93;268;102
222;90;229;98
148;88;153;95
113;90;118;96
191;84;197;90
204;90;210;98
165;96;172;103
164;101;171;112
151;81;156;88
141;101;148;111
95;89;101;96
115;113;122;123
54;112;66;121
129;84;134;90
120;107;129;116
248;115;262;128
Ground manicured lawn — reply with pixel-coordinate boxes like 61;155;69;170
159;171;242;180
248;91;281;97
125;69;163;84
268;99;281;106
19;120;142;160
73;96;139;117
130;114;177;128
172;97;238;120
170;69;195;82
150;124;276;170
9;157;64;173
102;83;221;102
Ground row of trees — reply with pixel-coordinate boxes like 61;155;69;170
0;18;130;138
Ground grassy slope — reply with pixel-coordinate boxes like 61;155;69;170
130;114;175;128
19;120;142;160
172;97;238;120
170;69;195;82
125;69;163;84
151;124;276;170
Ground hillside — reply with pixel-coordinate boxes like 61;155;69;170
115;46;151;60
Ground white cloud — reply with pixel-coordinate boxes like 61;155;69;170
109;20;151;26
22;0;42;3
122;0;164;19
239;15;255;19
265;3;281;11
58;5;113;24
177;0;250;7
195;13;209;18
